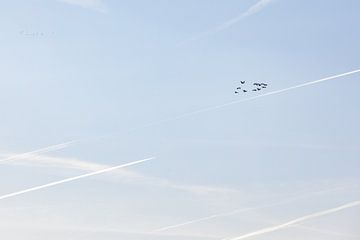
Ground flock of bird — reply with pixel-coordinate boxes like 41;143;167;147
235;81;268;94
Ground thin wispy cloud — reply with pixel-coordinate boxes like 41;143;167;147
0;141;76;164
57;0;107;12
178;0;275;45
222;200;360;240
0;157;154;201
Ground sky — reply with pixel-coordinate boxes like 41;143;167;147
0;0;359;239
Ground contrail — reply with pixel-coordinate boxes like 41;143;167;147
150;208;250;233
216;0;274;31
0;157;154;201
0;140;76;163
178;0;275;46
0;151;242;197
6;69;359;162
132;68;360;131
149;186;353;233
241;212;360;239
223;200;360;240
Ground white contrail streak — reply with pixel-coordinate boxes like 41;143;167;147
0;141;76;163
0;157;154;201
133;68;360;131
149;186;353;233
215;0;274;32
7;69;359;162
150;209;248;233
223;200;360;240
178;0;275;46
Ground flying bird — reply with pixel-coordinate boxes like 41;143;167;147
234;81;269;95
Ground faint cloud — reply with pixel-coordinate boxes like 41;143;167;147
57;0;107;13
0;141;75;163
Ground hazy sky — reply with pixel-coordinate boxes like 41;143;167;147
0;1;359;239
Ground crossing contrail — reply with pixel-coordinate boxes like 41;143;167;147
222;200;360;240
0;157;154;201
0;140;76;163
149;186;353;233
132;68;360;130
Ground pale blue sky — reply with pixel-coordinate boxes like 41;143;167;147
0;1;359;239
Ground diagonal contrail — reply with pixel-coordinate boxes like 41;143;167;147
150;208;250;233
177;0;275;46
132;68;360;131
0;140;76;163
223;200;360;240
0;157;154;201
149;186;353;233
6;69;359;161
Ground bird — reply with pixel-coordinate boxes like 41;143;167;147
236;87;241;89
252;89;257;91
257;88;261;91
240;81;245;84
262;86;266;88
235;91;239;94
243;90;247;93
